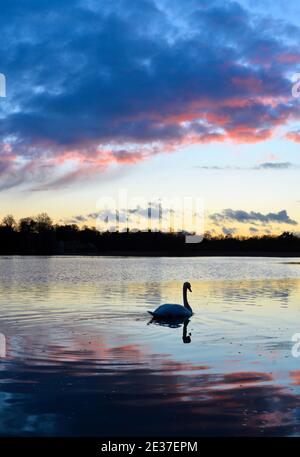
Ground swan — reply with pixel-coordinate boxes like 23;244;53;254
148;282;193;319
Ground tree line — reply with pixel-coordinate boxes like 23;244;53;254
0;213;299;255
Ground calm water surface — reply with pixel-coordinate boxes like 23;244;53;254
1;256;300;436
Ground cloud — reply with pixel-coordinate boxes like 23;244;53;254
63;201;186;228
196;162;297;170
257;162;295;169
72;215;88;223
222;226;237;235
210;209;297;225
286;131;300;143
1;0;300;189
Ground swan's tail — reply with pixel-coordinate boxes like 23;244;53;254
147;311;155;316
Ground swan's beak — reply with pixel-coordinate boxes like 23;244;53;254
189;287;192;292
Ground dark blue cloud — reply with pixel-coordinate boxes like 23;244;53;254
210;209;297;225
196;162;297;170
258;162;295;169
0;0;300;187
222;226;237;235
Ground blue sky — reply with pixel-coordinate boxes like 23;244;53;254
0;0;300;235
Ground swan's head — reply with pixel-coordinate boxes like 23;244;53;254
184;282;192;292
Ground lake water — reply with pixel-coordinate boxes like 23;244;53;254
1;256;300;436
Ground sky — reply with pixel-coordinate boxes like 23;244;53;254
0;0;300;236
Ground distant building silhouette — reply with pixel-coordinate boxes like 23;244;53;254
159;202;162;232
148;203;152;232
126;209;129;233
116;210;120;232
169;209;174;233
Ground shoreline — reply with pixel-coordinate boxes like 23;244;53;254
94;250;300;257
2;251;300;257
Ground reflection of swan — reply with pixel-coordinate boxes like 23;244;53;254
148;318;192;344
148;282;193;319
182;319;192;344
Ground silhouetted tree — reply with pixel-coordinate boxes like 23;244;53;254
279;231;295;240
36;213;52;232
19;217;38;233
0;215;300;255
2;214;16;229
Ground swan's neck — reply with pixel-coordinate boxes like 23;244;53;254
183;287;192;312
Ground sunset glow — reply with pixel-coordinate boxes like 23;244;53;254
0;0;299;236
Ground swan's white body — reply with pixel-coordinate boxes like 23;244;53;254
148;282;193;319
